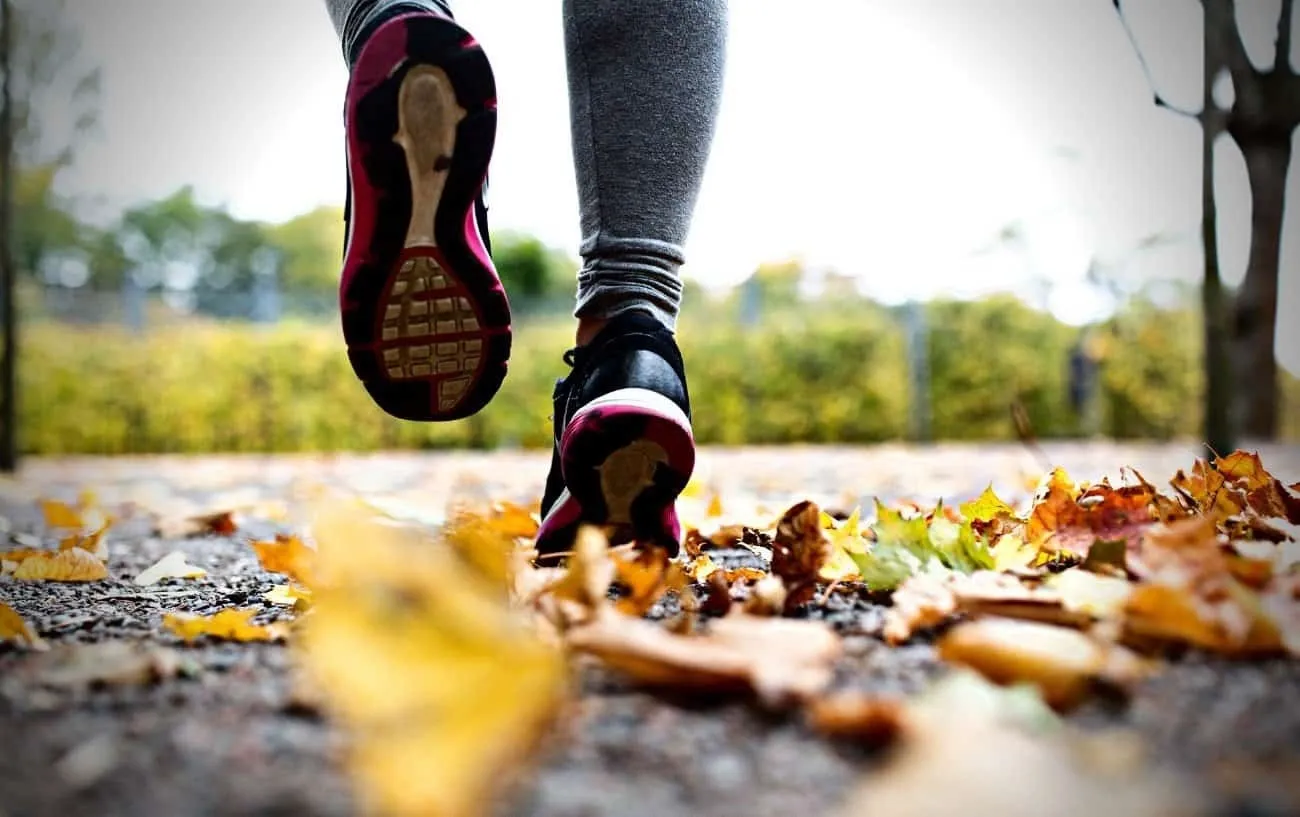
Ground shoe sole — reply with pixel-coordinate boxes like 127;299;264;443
341;13;510;422
536;388;696;557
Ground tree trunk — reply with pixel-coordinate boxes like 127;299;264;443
1200;0;1234;458
1231;138;1292;440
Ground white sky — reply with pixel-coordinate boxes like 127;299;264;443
51;0;1300;370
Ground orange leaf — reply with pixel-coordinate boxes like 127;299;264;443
40;499;83;530
612;547;686;616
250;534;317;586
488;501;540;540
13;548;108;582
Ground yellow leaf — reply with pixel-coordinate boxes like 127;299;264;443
296;501;566;817
706;493;724;518
263;584;314;609
0;602;47;650
960;486;1015;524
990;535;1038;573
250;534;317;586
13;548;108;582
487;501;540;540
164;608;286;643
134;551;207;586
687;554;720;582
40;499;83;530
59;524;110;561
821;507;865;581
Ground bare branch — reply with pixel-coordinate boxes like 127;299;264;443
1276;0;1295;74
1203;0;1261;95
1111;0;1201;118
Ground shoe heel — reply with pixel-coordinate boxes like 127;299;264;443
559;388;695;547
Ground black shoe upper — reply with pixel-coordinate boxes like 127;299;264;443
539;311;690;519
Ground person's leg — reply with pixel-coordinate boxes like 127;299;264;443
566;0;728;342
536;0;728;557
328;0;511;423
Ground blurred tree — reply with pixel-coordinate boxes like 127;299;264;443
1114;0;1299;444
264;205;345;303
488;230;574;301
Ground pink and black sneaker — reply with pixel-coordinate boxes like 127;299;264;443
340;10;510;422
535;312;697;559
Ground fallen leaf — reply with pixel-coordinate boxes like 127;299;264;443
250;534;317;587
807;692;908;748
159;509;238;539
59;525;109;561
938;617;1152;711
41;498;84;529
297;500;566;817
0;602;47;650
565;608;841;708
1047;569;1134;620
706;493;724;518
613;547;686;616
164;609;287;643
821;507;867;582
990;534;1039;573
134;551;207;586
833;671;1197;817
488;501;540;539
13;548;108;582
771;501;833;609
263;584;314;609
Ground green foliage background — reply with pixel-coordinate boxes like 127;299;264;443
20;295;1286;455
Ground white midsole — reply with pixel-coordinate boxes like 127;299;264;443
569;387;692;432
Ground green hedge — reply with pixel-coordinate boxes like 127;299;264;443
15;297;1289;454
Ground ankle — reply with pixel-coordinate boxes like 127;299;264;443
575;318;608;347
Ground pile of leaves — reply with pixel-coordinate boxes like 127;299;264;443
3;449;1298;817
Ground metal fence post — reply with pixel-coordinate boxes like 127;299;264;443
904;300;931;442
0;0;17;472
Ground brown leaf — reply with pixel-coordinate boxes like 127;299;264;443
807;692;908;749
13;548;108;582
564;608;842;708
1026;471;1155;557
938;617;1153;712
698;570;734;616
885;570;1086;645
771;501;832;610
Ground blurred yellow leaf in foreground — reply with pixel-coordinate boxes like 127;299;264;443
297;500;567;817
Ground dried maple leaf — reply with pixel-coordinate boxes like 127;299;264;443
771;501;833;609
1121;517;1288;655
612;546;686;616
13;548;108;582
1171;459;1247;522
884;569;1084;644
1025;471;1155;557
564;608;841;708
296;501;566;817
544;525;618;626
164;609;287;643
134;551;207;586
0;602;47;650
990;534;1039;573
938;617;1153;712
250;534;317;587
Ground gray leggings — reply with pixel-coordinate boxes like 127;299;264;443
323;0;727;331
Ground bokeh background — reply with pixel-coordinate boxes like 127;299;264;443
3;0;1298;459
